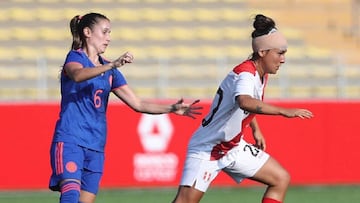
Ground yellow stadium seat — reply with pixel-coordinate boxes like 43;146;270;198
196;0;218;2
314;86;338;98
305;46;332;60
144;0;167;2
147;46;172;59
288;86;313;98
0;9;10;22
12;27;39;41
265;86;284;98
171;46;200;59
283;64;310;78
220;8;252;22
310;65;338;79
113;0;139;2
286;45;307;60
9;8;36;22
143;28;171;41
193;8;220;22
11;0;34;3
222;27;250;40
282;28;303;41
0;48;16;60
36;8;65;22
170;27;196;41
106;46;148;61
141;8;167;22
223;46;252;59
21;67;39;80
64;0;87;2
170;0;192;3
37;0;60;3
43;47;68;60
112;8;142;22
344;86;360;98
63;8;85;20
222;0;247;2
123;64;159;79
0;29;12;41
132;87;157;98
111;28;144;41
47;67;62;80
38;27;69;41
197;46;223;58
341;66;360;78
183;87;215;99
0;67;20;80
196;27;223;40
15;46;40;60
168;9;193;22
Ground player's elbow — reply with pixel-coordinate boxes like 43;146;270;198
237;95;252;110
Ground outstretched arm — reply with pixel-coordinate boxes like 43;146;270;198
237;95;313;119
113;85;203;119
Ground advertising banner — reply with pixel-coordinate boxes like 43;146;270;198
0;101;359;189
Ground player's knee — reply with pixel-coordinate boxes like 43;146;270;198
278;169;291;188
60;180;81;203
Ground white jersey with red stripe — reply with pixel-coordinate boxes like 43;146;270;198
187;60;268;160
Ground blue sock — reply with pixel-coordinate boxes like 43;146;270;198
59;181;80;203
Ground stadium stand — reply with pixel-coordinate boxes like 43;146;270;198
0;0;359;101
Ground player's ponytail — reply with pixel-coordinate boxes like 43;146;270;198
70;15;82;50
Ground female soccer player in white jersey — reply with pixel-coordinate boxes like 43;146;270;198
48;12;202;203
172;14;313;203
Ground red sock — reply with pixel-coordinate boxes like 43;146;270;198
262;197;282;203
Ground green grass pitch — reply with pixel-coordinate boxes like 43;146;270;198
0;185;359;203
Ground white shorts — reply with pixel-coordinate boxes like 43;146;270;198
180;137;270;192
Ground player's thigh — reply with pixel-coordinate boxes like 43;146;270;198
180;157;220;192
81;149;104;195
250;156;290;186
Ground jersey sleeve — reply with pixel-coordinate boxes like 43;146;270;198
64;50;84;66
233;72;256;98
111;68;127;89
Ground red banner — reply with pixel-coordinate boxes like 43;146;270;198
0;100;359;189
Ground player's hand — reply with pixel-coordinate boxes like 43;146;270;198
112;51;134;68
253;130;266;151
281;108;313;119
170;99;203;119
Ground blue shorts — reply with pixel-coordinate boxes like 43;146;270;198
49;142;104;194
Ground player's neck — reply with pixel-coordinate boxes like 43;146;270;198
83;48;101;66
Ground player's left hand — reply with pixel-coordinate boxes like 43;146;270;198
253;130;266;151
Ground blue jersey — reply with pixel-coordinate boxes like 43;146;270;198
52;49;127;152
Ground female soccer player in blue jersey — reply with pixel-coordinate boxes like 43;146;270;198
48;12;202;203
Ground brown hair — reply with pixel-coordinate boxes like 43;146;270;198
251;14;276;38
69;13;109;50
